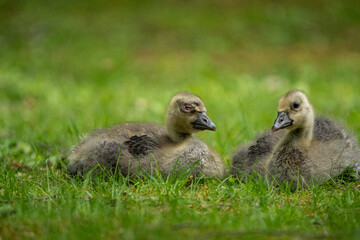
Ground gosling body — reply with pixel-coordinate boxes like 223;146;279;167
67;92;225;179
231;117;345;178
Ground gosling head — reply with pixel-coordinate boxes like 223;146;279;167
166;92;216;142
272;90;314;132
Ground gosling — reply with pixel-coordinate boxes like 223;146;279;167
265;90;360;189
67;92;226;179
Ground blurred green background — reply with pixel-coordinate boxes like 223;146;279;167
1;0;360;163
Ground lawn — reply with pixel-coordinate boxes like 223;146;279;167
1;0;360;239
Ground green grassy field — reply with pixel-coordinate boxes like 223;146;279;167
1;0;360;239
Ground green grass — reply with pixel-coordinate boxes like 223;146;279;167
1;0;360;239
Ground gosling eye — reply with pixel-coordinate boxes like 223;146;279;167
184;104;193;111
180;103;196;113
292;102;301;110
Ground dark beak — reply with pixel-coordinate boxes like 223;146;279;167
272;111;293;132
192;112;216;131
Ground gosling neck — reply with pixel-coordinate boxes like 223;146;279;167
165;113;193;143
166;128;192;143
287;112;315;147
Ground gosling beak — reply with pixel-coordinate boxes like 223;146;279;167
272;111;293;132
192;112;216;131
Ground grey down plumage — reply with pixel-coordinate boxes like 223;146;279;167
67;92;226;179
232;90;360;189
